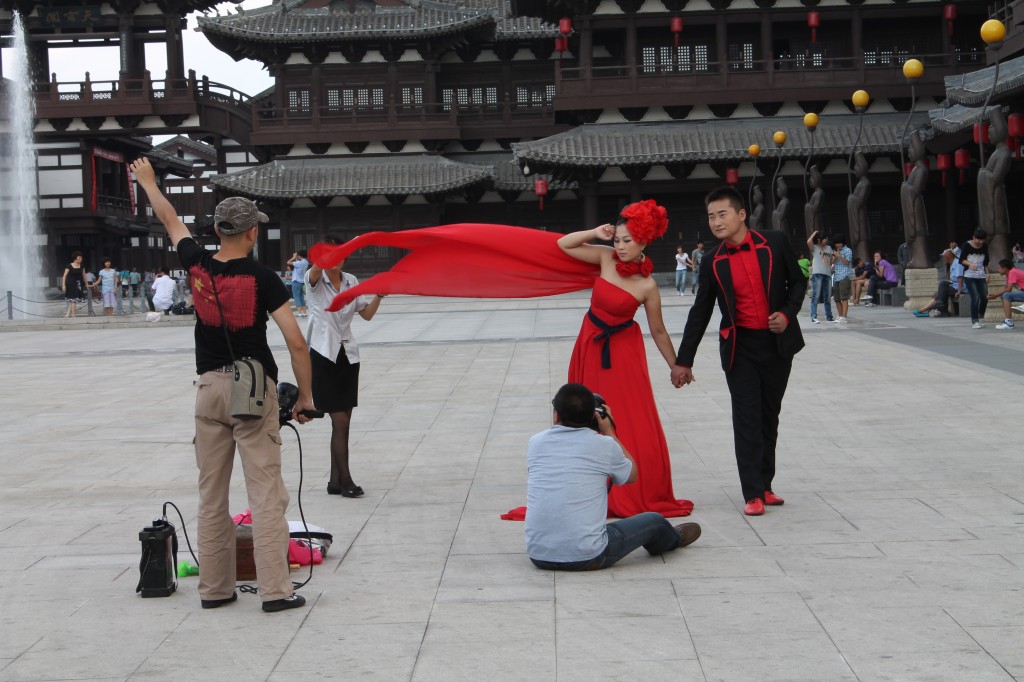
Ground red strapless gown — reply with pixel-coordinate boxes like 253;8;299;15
569;278;693;518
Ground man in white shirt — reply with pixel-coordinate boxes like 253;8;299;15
151;266;176;312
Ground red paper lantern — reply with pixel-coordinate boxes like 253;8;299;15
807;11;820;44
973;122;990;144
670;16;683;48
944;3;957;36
1007;113;1024;137
954;148;970;185
554;36;568;54
559;17;572;36
936;152;951;185
725;168;739;185
534;178;548;210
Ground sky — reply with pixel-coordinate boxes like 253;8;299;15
33;1;274;98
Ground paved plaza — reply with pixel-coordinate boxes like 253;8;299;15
1;290;1022;681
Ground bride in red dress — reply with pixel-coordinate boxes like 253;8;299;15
558;200;693;518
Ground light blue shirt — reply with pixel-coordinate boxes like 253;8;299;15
524;425;632;563
97;268;117;293
833;246;854;281
291;258;308;283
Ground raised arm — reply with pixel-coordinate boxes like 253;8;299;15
129;158;191;248
358;295;384;321
557;224;615;264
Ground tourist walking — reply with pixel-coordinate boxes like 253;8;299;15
61;252;88;318
831;234;853;323
961;228;990;328
674;246;690;296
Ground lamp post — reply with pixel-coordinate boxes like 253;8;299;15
899;59;924;180
802;112;819;203
770;131;787;213
748;143;761;214
847;89;870;194
978;19;1006;167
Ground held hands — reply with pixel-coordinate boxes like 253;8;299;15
593;224;615;241
768;312;789;334
671;365;693;388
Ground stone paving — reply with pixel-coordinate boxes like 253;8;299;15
0;290;1022;681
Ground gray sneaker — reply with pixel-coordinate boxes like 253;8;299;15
996;320;1014;330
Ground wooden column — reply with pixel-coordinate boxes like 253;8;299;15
582;183;599;229
165;15;184;81
716;14;727;76
761;11;773;86
625;15;637;85
852;9;864;82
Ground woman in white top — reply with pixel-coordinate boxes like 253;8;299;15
305;233;384;497
674;246;691;296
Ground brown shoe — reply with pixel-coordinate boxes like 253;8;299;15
674;522;701;548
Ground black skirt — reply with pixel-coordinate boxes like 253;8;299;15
310;347;360;412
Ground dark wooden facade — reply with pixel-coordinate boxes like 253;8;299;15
2;0;1022;281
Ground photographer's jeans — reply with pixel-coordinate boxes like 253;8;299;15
530;512;680;571
963;277;988;323
809;273;833;320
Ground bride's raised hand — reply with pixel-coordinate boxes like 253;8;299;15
593;224;615;241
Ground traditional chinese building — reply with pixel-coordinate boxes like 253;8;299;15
2;0;1022;281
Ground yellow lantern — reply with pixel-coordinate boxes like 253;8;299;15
748;144;761;157
902;58;924;79
980;19;1006;45
803;113;819;130
851;89;870;109
773;131;787;146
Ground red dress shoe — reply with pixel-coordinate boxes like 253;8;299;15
743;498;765;516
764;491;785;506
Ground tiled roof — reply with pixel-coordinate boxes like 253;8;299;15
155;135;217;160
209;155;495;198
197;0;557;44
511;114;932;166
928;104;1004;134
944;54;1024;106
197;1;496;44
448;152;576;190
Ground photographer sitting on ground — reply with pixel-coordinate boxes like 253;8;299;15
525;383;701;571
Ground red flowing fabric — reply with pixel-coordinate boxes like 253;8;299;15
309;224;600;311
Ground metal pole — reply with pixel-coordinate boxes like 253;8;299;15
748;157;759;214
899;81;916;180
771;149;784;214
847;111;865;195
978;52;1001;168
803;128;816;203
6;291;11;320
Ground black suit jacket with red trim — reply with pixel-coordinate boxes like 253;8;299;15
675;229;807;373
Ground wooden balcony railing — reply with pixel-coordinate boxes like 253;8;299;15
556;51;982;103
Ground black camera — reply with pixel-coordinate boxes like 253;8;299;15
590;393;615;432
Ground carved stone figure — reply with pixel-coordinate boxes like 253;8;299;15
803;165;824;237
749;184;765;231
978;108;1012;266
771;177;789;232
846;152;871;264
899;131;931;269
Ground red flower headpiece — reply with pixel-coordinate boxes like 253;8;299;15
619;200;668;244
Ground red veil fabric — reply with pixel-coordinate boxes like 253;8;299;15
309;224;600;311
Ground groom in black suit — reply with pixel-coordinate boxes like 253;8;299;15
672;186;806;516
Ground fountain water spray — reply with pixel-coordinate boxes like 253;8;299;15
0;10;43;319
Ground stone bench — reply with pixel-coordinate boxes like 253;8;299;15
878;287;907;307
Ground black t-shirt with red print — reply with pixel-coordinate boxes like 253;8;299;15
177;238;291;381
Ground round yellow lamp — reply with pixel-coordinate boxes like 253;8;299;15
748;143;761;157
980;19;1006;45
773;131;787;146
902;59;924;79
803;113;819;130
851;89;870;110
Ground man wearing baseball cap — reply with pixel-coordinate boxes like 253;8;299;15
130;157;315;613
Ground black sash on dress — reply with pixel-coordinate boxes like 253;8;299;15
587;309;635;369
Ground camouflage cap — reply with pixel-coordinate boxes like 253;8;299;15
214;197;269;235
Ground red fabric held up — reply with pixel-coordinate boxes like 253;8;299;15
309;224;601;312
